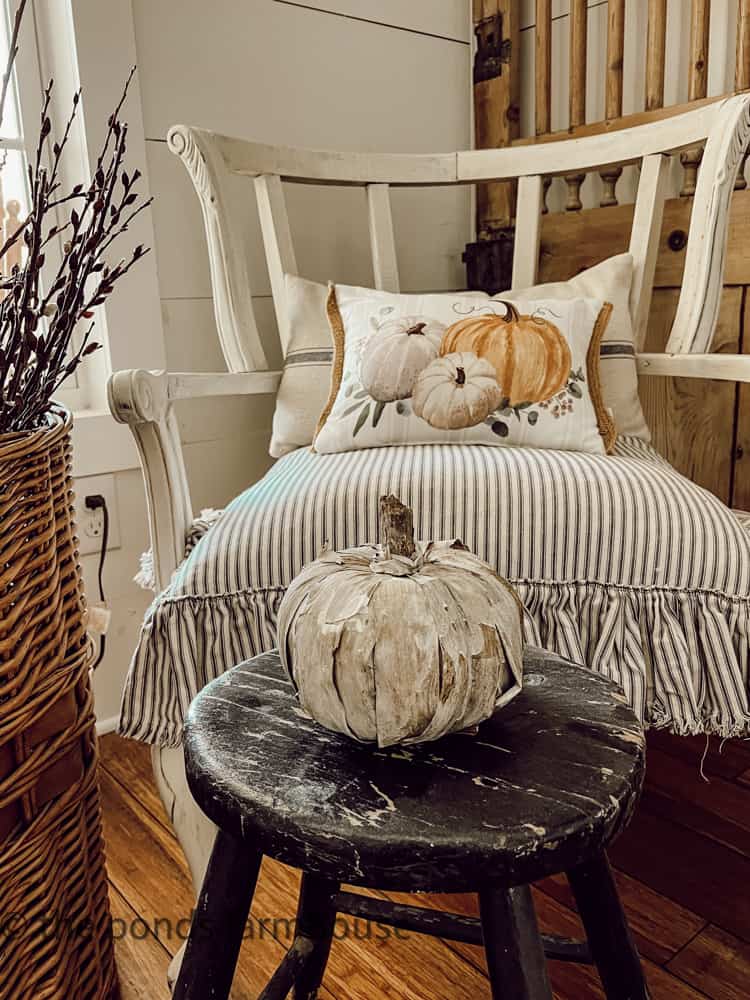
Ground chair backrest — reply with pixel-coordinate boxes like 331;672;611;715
168;93;750;375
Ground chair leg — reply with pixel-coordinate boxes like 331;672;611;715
567;851;650;1000
292;873;340;1000
479;884;553;1000
172;828;262;1000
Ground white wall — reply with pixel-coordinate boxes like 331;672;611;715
79;471;153;730
84;0;472;724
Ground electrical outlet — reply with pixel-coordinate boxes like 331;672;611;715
74;473;122;557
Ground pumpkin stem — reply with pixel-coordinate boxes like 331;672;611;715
406;322;427;336
379;494;417;559
455;366;466;386
497;300;520;323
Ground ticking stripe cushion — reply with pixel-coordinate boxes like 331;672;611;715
120;439;750;747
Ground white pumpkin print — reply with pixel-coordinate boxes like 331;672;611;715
359;315;446;402
412;351;502;430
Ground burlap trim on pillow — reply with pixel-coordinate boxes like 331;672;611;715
314;283;346;440
586;302;617;453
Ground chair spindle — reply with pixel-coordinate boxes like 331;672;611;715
367;184;400;293
629;154;669;351
512;175;543;288
254;174;298;355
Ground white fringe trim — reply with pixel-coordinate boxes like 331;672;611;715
133;507;225;592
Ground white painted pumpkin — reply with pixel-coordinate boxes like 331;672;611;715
277;496;524;748
412;351;502;430
359;315;445;402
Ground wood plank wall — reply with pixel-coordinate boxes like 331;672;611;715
538;188;750;508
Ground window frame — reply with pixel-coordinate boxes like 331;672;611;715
3;0;88;409
4;0;166;476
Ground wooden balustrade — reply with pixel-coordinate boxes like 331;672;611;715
535;0;551;137
645;0;667;111
535;0;552;213
600;0;625;207
680;0;711;196
472;0;750;240
565;0;588;211
736;0;750;188
738;0;750;86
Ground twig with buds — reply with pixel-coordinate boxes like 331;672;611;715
0;45;151;432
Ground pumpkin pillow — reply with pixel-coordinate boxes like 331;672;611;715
269;254;647;458
313;286;616;455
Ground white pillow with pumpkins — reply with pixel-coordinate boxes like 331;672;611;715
313;286;615;455
268;253;649;458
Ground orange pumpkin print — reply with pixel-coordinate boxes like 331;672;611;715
440;302;572;405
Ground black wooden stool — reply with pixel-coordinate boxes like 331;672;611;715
173;647;649;1000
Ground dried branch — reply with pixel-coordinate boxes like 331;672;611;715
0;48;151;433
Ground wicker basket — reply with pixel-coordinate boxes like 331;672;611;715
0;406;117;999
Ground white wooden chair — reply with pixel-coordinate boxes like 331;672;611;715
109;94;750;980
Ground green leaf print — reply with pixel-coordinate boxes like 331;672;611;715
353;404;371;437
372;400;386;428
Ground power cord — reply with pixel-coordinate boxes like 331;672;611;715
84;493;109;670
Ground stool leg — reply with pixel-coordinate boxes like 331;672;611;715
479;884;553;1000
292;873;340;1000
567;851;650;1000
173;829;262;1000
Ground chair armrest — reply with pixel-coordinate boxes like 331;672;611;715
636;352;750;382
107;368;281;590
110;369;282;418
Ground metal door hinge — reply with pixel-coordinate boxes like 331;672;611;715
474;13;512;84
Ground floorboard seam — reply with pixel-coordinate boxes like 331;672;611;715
108;881;175;960
664;920;711;967
100;759;179;840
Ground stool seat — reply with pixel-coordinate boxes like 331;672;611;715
176;646;651;1000
184;646;645;892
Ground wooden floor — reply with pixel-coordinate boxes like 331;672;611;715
100;729;750;999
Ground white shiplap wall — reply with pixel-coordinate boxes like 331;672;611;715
131;0;472;510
